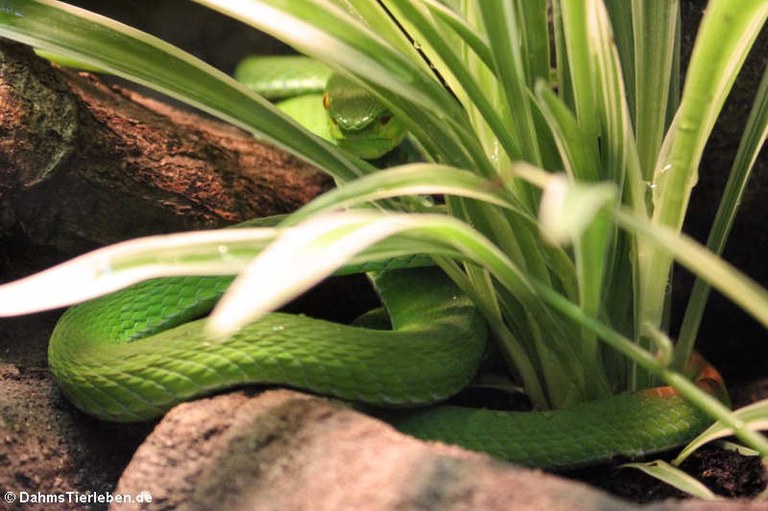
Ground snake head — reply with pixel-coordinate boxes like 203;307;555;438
324;74;407;159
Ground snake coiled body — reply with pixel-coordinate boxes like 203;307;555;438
49;269;486;422
49;267;719;468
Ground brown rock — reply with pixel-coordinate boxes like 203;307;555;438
113;389;768;511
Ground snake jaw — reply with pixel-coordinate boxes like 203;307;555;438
328;115;408;159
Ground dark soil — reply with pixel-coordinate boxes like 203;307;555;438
447;367;768;503
563;366;768;502
565;445;767;503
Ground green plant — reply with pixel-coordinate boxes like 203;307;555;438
0;0;767;465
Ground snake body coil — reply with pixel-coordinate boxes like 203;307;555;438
49;269;485;421
49;267;717;468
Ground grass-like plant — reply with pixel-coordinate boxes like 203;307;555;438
1;0;767;466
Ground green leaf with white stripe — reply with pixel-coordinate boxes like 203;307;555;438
621;460;719;500
673;399;768;465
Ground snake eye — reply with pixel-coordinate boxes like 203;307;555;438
379;114;392;125
322;93;331;110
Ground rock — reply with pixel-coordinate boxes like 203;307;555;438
114;389;767;511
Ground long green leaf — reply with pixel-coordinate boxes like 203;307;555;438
675;65;768;369
557;0;645;214
558;0;598;141
285;162;577;296
587;0;644;194
0;228;276;315
576;0;649;388
384;0;511;177
533;82;600;183
632;0;679;180
643;0;768;330
206;210;546;335
286;164;533;225
514;0;550;89
615;209;768;331
479;1;542;167
603;0;634;120
652;0;768;229
673;399;768;465
621;460;719;500
340;0;426;63
0;218;439;317
419;0;495;72
538;176;617;399
550;0;574;110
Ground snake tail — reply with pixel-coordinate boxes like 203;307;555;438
382;389;713;469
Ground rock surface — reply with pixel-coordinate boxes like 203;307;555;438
113;389;768;511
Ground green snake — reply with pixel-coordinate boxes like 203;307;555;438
47;57;727;469
235;55;407;159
